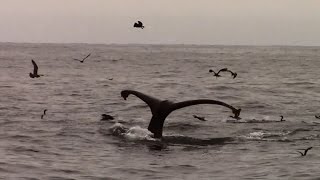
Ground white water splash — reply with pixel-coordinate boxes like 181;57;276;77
123;126;155;141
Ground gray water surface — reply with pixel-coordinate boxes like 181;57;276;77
0;43;319;179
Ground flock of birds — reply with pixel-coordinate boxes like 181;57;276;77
25;20;316;156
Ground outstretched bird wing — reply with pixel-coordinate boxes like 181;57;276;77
82;53;91;61
305;147;313;154
217;68;228;74
31;59;38;75
297;151;304;156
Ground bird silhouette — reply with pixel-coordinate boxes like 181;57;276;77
41;109;47;119
209;68;228;78
101;114;114;121
133;21;145;29
297;147;312;156
193;115;206;121
29;60;43;78
280;115;285;121
73;53;91;63
315;115;320;119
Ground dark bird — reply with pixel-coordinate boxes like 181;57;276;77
209;68;228;78
225;69;237;79
315;115;320;119
133;21;145;29
297;147;312;156
41;109;47;119
280;115;285;121
29;60;43;78
193;115;206;121
121;90;241;138
73;53;91;63
101;114;114;121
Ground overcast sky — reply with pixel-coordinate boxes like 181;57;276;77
0;0;319;45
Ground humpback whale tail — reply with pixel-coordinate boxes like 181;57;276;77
121;90;241;138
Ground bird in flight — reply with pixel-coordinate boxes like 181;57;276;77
29;59;43;78
73;53;91;63
297;147;312;156
41;109;47;119
209;68;228;78
133;21;145;29
193;115;206;121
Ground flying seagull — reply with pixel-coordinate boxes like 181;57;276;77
41;109;47;119
209;68;228;78
193;115;206;121
133;21;145;29
73;53;91;63
29;60;43;78
297;147;312;156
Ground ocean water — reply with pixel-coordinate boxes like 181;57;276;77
0;43;319;179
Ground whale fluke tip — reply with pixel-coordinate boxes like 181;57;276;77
121;90;129;100
234;108;241;117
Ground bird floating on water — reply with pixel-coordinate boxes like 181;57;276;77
73;53;91;63
41;109;47;119
101;114;114;121
133;21;145;29
315;115;320;119
193;115;206;121
297;147;312;156
29;60;43;78
280;115;285;121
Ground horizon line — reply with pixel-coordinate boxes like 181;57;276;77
0;41;319;48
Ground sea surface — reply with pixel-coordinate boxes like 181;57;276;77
0;43;319;179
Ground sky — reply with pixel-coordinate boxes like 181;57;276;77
0;0;319;46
